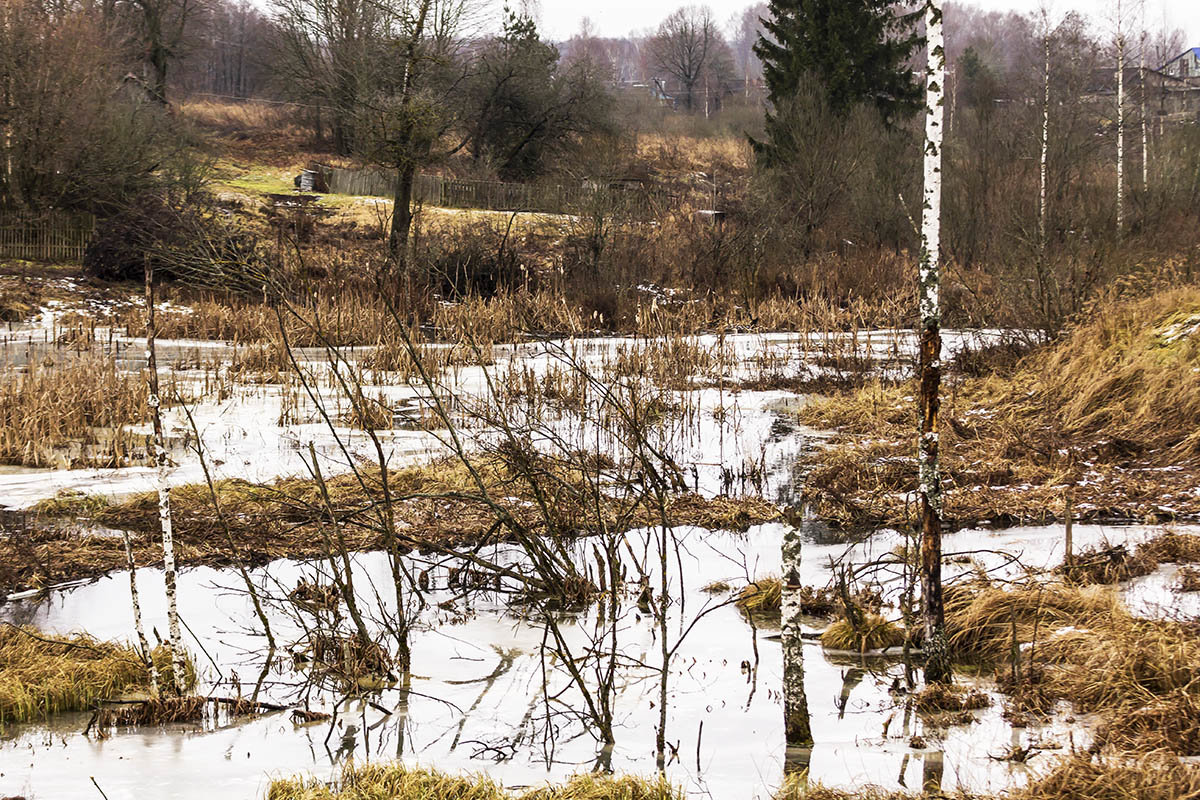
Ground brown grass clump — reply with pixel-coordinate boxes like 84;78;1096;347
736;577;782;624
1139;530;1200;564
1176;566;1200;593
912;683;992;714
943;581;1118;660
947;578;1200;754
267;763;683;800
0;356;149;468
1058;543;1159;585
796;287;1200;531
0;626;192;724
819;614;904;652
1009;752;1200;800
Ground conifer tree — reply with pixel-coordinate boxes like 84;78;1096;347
753;0;923;160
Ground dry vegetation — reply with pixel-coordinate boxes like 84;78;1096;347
0;626;191;724
797;282;1200;530
267;764;682;800
0;356;150;467
776;752;1200;799
6;456;778;596
944;576;1200;755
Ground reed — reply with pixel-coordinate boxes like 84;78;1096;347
0;356;149;467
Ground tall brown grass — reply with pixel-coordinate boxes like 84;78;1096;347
0;356;149;467
0;626;191;724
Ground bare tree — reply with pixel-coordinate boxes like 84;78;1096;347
918;0;950;685
648;5;718;111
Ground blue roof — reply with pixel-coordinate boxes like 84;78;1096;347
1165;46;1200;67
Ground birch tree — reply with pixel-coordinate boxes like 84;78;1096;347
1038;6;1051;255
918;0;950;685
1114;0;1126;232
781;525;813;749
144;259;187;695
1139;0;1147;188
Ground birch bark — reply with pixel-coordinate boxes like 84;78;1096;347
918;0;950;685
144;259;186;694
1116;1;1126;232
781;525;812;748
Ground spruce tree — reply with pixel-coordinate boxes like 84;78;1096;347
754;0;923;157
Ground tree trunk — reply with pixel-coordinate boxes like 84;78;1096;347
919;0;950;686
144;259;186;694
388;162;417;266
782;525;813;748
1116;7;1125;233
122;530;159;697
1039;26;1049;254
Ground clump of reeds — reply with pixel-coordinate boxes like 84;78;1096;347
1008;752;1200;800
820;613;904;652
297;632;394;691
0;626;191;724
1058;542;1158;585
0;356;149;468
943;580;1118;660
736;577;782;625
267;763;683;800
912;683;991;714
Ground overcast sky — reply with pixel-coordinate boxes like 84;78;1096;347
530;0;1199;50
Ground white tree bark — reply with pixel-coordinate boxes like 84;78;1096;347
144;260;186;695
1116;0;1126;232
122;530;159;697
919;0;950;685
1140;2;1148;187
1040;18;1050;253
781;526;812;749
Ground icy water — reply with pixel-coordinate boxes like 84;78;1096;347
5;519;1181;800
2;326;1171;800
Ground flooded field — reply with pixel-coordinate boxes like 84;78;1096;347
0;320;1192;800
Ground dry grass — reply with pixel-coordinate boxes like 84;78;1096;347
0;356;149;467
797;287;1200;530
911;683;991;713
267;763;683;800
7;458;778;596
945;578;1200;754
0;626;192;724
819;614;904;652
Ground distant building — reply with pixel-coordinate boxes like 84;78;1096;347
1161;47;1200;81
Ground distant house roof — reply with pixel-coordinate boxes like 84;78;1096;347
1162;47;1200;70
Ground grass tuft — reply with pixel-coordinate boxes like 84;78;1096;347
267;763;683;800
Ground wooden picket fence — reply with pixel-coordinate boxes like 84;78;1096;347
324;167;655;216
0;212;94;262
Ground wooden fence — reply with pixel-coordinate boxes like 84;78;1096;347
325;167;654;216
0;213;94;262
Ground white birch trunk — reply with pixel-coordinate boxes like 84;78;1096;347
1040;25;1050;253
918;0;950;685
1116;2;1125;232
781;525;812;749
144;260;186;695
122;530;159;697
1140;6;1148;187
